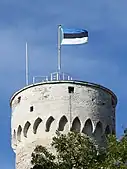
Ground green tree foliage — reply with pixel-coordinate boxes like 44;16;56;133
31;131;127;169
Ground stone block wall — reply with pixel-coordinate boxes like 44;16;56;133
10;81;117;169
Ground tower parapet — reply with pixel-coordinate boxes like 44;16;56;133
10;79;117;169
32;72;72;83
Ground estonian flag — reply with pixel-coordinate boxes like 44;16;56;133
61;27;88;45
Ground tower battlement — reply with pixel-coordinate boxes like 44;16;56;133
10;80;117;169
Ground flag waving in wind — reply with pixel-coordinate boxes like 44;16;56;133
57;25;88;72
60;27;88;45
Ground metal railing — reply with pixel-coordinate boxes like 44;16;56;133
32;72;72;84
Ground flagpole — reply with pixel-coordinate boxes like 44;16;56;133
58;25;61;73
25;42;29;85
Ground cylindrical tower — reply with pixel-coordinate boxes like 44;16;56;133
10;80;117;169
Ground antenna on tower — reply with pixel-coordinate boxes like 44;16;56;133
25;42;29;85
58;25;62;73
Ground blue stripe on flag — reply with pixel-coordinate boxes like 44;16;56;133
62;28;87;34
60;26;88;45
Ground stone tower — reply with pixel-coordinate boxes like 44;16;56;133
10;73;117;169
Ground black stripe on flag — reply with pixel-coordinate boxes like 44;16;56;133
64;31;88;39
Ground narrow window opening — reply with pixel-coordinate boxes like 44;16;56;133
13;130;17;146
17;125;22;142
71;117;81;132
23;121;31;138
33;118;42;134
68;86;74;93
112;98;115;108
45;116;55;132
105;125;111;135
18;96;21;103
30;106;33;112
58;116;68;131
82;119;93;136
94;121;103;137
112;129;115;135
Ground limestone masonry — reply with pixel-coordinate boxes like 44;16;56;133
10;80;117;169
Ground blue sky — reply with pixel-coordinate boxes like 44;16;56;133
0;0;127;168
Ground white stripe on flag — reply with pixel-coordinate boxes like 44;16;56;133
61;37;88;45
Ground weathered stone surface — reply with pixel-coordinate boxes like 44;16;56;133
10;81;117;169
